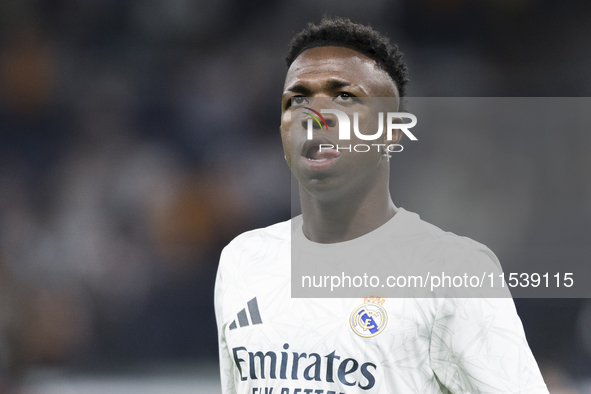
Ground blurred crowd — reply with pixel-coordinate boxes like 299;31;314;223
0;0;292;382
0;0;590;392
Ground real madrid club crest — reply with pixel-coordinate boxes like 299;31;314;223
350;296;388;338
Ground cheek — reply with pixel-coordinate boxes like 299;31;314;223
349;114;386;159
280;111;292;165
280;111;291;145
281;109;291;131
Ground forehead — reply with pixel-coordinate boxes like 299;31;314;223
284;46;397;97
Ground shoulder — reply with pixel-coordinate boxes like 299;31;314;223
396;208;501;270
223;217;293;252
219;217;294;269
215;218;293;310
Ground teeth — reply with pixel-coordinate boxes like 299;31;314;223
308;158;328;162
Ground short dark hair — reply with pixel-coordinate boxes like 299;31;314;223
286;17;409;97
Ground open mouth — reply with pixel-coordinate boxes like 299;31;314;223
301;141;341;171
305;145;341;162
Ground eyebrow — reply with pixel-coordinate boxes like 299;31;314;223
285;83;311;96
284;79;365;97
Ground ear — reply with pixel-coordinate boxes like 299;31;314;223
384;115;403;145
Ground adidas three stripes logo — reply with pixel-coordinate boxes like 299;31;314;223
229;297;263;330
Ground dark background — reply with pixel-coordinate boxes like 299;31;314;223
0;0;590;392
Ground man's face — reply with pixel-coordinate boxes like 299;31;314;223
280;46;400;199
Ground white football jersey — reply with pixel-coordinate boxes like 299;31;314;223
215;208;549;394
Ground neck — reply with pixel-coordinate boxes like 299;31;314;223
300;173;397;243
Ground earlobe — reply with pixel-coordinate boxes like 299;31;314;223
395;128;403;144
381;128;401;162
383;128;402;145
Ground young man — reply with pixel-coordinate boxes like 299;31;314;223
215;17;549;393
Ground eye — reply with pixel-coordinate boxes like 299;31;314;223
291;96;309;107
334;92;356;103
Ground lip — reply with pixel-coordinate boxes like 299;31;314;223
302;155;340;171
300;137;341;172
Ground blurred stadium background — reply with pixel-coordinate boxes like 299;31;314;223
0;0;590;393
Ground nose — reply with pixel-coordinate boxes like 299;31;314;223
300;110;338;130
